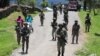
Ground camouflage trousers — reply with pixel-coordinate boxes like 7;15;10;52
52;28;56;40
57;41;66;56
16;32;21;45
22;36;29;53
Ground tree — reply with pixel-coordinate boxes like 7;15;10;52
41;0;48;9
0;0;9;8
83;0;87;11
17;0;35;6
84;0;96;15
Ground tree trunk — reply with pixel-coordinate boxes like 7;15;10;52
92;0;96;15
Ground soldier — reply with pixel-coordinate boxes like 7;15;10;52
72;20;80;44
63;5;68;15
53;11;58;20
39;11;45;26
51;18;57;41
85;13;91;32
53;5;58;19
63;13;68;25
15;22;22;45
53;4;57;13
21;22;30;54
59;3;63;14
62;23;68;43
56;24;67;56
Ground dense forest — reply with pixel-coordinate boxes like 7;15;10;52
0;0;9;8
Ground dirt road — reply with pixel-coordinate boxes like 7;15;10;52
11;11;86;56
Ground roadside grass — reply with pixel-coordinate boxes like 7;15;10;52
0;12;23;56
0;11;38;56
76;10;100;56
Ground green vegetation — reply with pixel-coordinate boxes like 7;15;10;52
76;10;100;56
18;0;36;6
0;12;23;56
41;0;48;8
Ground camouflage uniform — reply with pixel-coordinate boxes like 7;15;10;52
15;23;22;45
21;23;30;53
53;5;58;19
39;11;45;26
64;14;68;25
85;14;91;32
51;19;57;40
72;21;80;44
56;24;67;56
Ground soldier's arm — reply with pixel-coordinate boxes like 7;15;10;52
55;30;60;38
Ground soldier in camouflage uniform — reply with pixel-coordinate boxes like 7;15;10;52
15;22;22;45
51;18;57;41
56;24;67;56
85;13;91;32
39;11;45;26
21;22;30;54
72;20;80;44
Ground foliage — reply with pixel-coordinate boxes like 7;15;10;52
17;0;35;6
0;12;22;56
41;0;48;8
83;0;100;15
77;10;100;56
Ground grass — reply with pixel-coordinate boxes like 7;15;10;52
0;12;23;56
76;10;100;56
0;11;38;56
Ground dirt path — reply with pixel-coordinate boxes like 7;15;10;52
11;11;86;56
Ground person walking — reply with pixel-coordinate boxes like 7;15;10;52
53;5;58;20
85;13;91;32
51;18;57;41
15;22;22;45
72;20;80;44
56;24;67;56
59;3;63;14
21;22;30;54
16;16;24;28
25;15;34;32
39;11;45;26
63;13;68;25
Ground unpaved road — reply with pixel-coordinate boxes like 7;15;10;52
11;11;86;56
